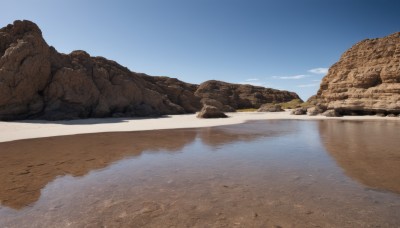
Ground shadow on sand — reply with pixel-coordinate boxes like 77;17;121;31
7;115;172;125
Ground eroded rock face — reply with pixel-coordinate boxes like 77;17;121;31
0;20;301;120
316;32;400;115
0;20;185;120
0;20;51;120
141;75;201;113
195;80;300;112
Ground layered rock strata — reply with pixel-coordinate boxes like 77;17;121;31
316;32;400;115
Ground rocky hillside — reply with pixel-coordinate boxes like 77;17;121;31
196;80;300;112
315;32;400;115
0;20;300;120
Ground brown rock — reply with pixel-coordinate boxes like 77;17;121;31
290;107;307;115
307;104;326;116
195;80;301;111
0;20;186;120
141;75;201;113
306;107;319;116
257;104;284;112
0;20;51;120
197;105;228;118
315;32;400;115
322;109;342;117
0;20;301;120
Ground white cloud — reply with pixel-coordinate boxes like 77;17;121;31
272;74;309;80
312;79;321;82
308;68;328;74
297;83;319;88
239;81;265;87
245;78;259;81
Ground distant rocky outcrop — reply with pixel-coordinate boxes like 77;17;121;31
195;80;300;112
196;105;228;118
0;20;300;120
314;32;400;115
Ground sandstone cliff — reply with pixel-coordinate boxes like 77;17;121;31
0;20;300;120
316;32;400;115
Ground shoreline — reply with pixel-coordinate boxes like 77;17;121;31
0;110;398;143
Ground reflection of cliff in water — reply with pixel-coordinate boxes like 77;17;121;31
0;121;292;210
0;130;197;209
318;120;400;194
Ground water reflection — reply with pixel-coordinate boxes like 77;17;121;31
0;130;197;209
0;121;291;209
0;120;399;227
319;120;400;194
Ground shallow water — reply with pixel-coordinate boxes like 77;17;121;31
0;120;399;227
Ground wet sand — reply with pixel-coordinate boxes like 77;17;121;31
0;120;399;227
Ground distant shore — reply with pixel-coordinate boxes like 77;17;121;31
0;110;398;143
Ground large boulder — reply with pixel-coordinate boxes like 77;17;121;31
257;104;284;112
307;104;327;116
314;32;400;115
290;107;307;115
322;109;342;117
197;105;228;118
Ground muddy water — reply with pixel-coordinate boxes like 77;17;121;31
0;120;399;227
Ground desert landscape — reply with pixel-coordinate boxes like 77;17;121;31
1;1;400;227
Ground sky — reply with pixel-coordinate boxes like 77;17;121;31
1;0;400;100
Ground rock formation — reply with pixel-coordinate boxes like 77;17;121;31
290;107;307;115
195;80;300;112
307;104;326;116
196;105;228;118
0;20;183;120
315;32;400;115
322;109;341;117
0;20;300;120
140;75;202;113
257;104;284;112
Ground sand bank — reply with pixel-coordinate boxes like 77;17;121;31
0;111;398;143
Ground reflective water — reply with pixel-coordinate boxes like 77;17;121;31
0;120;399;227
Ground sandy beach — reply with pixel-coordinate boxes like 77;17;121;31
0;110;398;143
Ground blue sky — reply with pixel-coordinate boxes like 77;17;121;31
1;0;400;100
